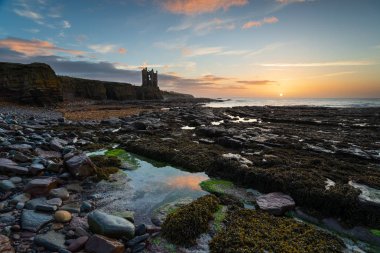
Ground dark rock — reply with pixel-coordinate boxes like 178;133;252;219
67;236;88;252
21;210;53;232
49;187;69;200
0;180;16;192
65;154;95;178
34;231;66;251
256;192;296;216
131;242;145;253
127;234;149;247
88;210;135;239
24;177;58;196
0;234;15;253
85;234;125;253
0;158;29;174
134;224;146;236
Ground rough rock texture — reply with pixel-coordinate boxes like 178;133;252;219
0;235;15;253
0;62;62;105
85;234;125;253
60;76;163;101
256;192;296;216
0;62;163;106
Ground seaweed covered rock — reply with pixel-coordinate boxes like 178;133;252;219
210;209;345;253
161;195;219;246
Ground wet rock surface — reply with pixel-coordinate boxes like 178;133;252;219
0;102;379;252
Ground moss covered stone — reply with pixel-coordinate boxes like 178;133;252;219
200;179;234;195
162;195;219;246
89;155;120;181
210;209;345;253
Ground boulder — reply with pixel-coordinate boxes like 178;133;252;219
256;192;296;216
65;154;95;178
24;177;58;196
34;231;66;251
85;234;125;253
0;158;29;174
21;210;53;232
88;211;135;239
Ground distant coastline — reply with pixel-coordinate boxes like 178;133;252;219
203;97;380;108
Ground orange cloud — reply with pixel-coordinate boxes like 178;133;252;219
0;37;84;56
163;0;248;15
118;48;127;54
242;16;279;29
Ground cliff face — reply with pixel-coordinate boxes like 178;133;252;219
0;62;164;106
0;62;63;106
60;76;163;101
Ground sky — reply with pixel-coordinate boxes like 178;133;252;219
0;0;380;98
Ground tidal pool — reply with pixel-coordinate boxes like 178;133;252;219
93;150;209;224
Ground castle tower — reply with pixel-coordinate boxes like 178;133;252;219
142;67;158;87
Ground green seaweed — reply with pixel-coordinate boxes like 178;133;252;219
106;149;140;169
161;195;219;246
371;229;380;237
200;179;234;195
213;205;227;233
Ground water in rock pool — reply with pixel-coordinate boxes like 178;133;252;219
91;150;209;225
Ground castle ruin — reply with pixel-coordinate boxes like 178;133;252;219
142;67;158;87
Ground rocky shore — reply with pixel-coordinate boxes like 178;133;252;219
0;101;379;252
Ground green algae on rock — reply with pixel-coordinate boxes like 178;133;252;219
105;149;140;170
209;209;345;253
200;179;234;195
89;155;120;181
161;195;219;246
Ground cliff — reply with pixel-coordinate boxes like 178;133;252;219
59;76;163;101
0;62;63;106
0;62;163;106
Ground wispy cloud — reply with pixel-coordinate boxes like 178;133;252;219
89;44;126;54
261;60;374;67
14;9;43;22
0;37;84;56
168;17;235;35
237;80;277;85
62;20;71;29
246;43;283;57
242;16;279;29
162;0;248;15
276;0;312;4
23;28;40;33
182;46;224;57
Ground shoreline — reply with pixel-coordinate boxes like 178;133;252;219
0;100;379;252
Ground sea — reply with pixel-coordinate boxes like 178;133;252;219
204;98;380;108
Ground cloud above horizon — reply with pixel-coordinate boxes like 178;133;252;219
162;0;248;15
0;37;84;56
261;60;375;67
242;16;279;29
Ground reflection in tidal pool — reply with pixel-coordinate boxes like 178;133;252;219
96;151;209;224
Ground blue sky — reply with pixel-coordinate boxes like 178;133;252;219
1;0;380;98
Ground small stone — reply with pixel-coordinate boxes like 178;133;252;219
0;180;16;192
80;201;92;212
21;210;53;232
9;177;22;184
36;204;57;212
126;234;149;247
34;230;66;251
46;198;62;206
87;211;135;239
24;177;58;196
256;192;296;216
10;193;31;205
0;234;15;253
134;224;146;236
67;236;88;252
16;202;25;209
85;234;125;253
54;210;72;223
